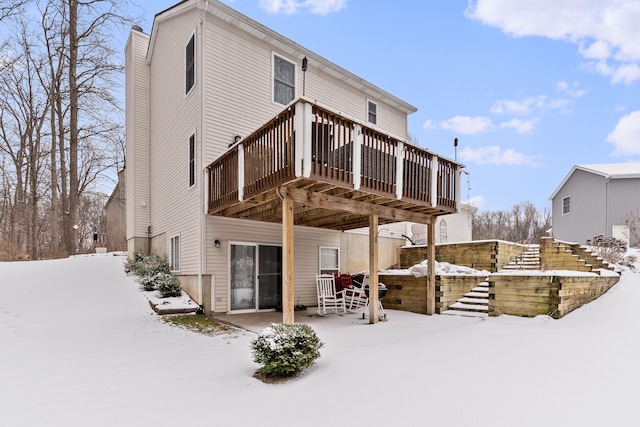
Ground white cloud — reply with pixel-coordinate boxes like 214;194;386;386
556;81;586;99
491;96;545;115
579;40;611;60
491;95;572;116
422;119;435;130
258;0;346;15
611;63;640;85
606;110;640;156
440;116;494;135
500;119;535;134
460;145;540;166
466;0;640;85
467;195;486;210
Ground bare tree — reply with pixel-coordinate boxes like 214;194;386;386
623;208;640;247
472;201;551;243
0;0;132;259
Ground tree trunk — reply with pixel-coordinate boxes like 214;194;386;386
68;0;79;255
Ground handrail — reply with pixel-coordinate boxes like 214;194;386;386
206;98;462;215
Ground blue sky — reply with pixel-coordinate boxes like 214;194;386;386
130;0;640;212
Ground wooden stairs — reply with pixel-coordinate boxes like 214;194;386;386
501;244;541;271
440;281;489;318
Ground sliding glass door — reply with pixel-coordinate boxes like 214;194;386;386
230;244;282;311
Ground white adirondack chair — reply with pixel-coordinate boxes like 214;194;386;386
316;274;346;315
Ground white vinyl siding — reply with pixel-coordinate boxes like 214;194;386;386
125;30;151;241
201;15;410;166
148;9;201;273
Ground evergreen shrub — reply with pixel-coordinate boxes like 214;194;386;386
251;323;324;378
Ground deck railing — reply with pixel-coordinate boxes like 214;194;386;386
207;98;461;214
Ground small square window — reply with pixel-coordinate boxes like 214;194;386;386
319;247;339;275
562;196;571;215
189;134;195;187
367;100;377;125
273;54;295;105
186;35;195;94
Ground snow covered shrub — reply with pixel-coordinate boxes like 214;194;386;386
251;323;324;378
125;252;170;278
155;272;182;298
138;274;157;292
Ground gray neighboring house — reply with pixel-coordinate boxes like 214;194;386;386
550;162;640;247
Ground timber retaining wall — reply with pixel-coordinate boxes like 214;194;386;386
489;273;619;319
399;240;528;272
380;273;486;314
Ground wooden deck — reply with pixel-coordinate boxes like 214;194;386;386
207;98;463;229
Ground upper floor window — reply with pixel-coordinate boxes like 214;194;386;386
189;134;195;187
273;54;295;105
186;35;195;94
562;196;571;215
367;100;377;125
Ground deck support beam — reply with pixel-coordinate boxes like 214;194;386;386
369;214;379;324
282;197;295;325
427;221;436;315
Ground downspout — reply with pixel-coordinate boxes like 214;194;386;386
605;176;610;237
197;2;208;310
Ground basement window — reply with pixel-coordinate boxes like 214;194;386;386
319;247;339;275
170;235;180;272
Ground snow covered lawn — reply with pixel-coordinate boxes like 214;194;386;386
1;252;638;426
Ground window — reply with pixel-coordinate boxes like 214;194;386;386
186;35;195;94
170;235;180;271
189;134;195;187
440;220;448;243
319;247;339;275
273;54;295;105
367;100;377;125
562;196;571;215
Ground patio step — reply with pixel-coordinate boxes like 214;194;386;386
441;280;490;318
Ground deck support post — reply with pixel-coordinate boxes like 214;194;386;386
282;196;295;325
369;214;379;324
427;221;436;315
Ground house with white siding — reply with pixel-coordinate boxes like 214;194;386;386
125;0;464;323
550;162;640;247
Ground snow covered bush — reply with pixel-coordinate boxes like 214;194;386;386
138;274;157;292
251;323;324;378
154;273;182;298
125;252;170;278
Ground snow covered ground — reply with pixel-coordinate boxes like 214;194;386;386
1;251;638;426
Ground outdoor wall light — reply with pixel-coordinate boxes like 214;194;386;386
214;239;221;248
